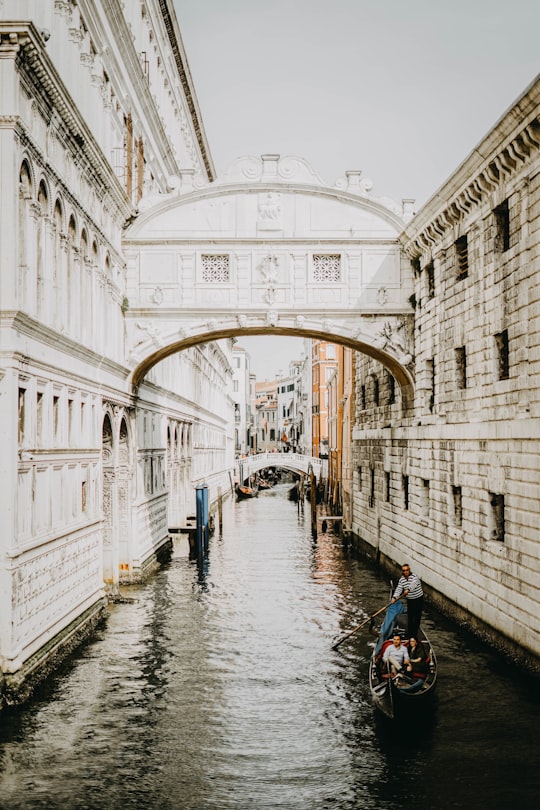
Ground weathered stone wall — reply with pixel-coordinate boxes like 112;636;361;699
350;77;540;670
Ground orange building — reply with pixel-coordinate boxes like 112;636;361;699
311;340;338;459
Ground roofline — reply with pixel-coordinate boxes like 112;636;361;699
159;0;215;182
402;72;540;243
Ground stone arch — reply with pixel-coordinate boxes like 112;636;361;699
124;155;416;407
68;213;77;242
91;238;99;264
80;227;89;259
19;159;34;197
37;178;49;214
53;198;64;229
128;325;415;409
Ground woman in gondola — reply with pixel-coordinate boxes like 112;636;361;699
398;636;428;693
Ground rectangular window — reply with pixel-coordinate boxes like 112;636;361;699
270;428;275;440
360;384;366;410
36;392;43;447
421;479;430;517
372;376;379;406
425;261;435;298
494;199;510;252
68;398;74;443
53;395;60;443
369;467;375;508
313;254;341;282
452;485;462;527
427;358;435;412
455;235;468;280
357;466;363;491
18;387;26;445
489;492;505;542
201;254;230;282
386;370;396;405
455;346;467;389
385;471;391;503
495;329;509;380
402;474;409;510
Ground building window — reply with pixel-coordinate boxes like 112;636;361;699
369;467;375;508
53;395;60;443
201;254;230;282
427;358;435;412
386;370;396;405
425;261;435;299
313;254;341;282
357;466;363;491
455;346;467;389
489;492;505;542
36;391;43;448
402;474;409;510
385;471;391;503
372;375;379;406
360;384;366;410
421;479;430;517
452;485;463;527
495;329;509;380
18;387;26;445
455;235;468;280
494;199;510;252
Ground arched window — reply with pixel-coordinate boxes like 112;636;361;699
18;161;33;308
67;214;77;334
36;181;49;317
53;199;63;323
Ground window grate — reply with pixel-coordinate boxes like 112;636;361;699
201;254;230;282
313;254;341;282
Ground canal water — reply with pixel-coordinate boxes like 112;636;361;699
0;483;538;810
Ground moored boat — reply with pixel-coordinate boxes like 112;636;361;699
235;484;258;500
368;601;437;719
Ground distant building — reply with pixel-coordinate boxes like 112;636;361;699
253;379;279;452
231;345;253;456
311;341;338;458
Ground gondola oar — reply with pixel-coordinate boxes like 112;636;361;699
331;603;390;650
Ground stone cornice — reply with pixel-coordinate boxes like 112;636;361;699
1;22;134;222
400;74;540;258
158;0;215;182
1;311;131;385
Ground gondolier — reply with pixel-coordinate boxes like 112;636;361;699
391;564;424;638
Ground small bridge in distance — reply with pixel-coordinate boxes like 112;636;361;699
236;452;327;483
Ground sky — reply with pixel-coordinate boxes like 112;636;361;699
173;0;540;378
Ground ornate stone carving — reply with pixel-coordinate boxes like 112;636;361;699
265;309;279;327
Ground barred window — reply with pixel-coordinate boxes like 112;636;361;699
201;254;230;282
313;254;341;282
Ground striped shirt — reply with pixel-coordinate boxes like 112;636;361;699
393;572;423;601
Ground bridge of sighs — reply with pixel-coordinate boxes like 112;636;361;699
123;154;416;403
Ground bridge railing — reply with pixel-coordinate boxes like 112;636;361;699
236;452;328;481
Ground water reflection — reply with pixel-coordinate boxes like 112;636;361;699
0;483;539;810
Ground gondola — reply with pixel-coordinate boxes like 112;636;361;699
368;600;437;719
235;483;258;500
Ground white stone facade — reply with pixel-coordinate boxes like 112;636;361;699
351;76;540;669
0;1;233;703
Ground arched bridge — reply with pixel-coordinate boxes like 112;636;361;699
236;452;327;482
124;154;416;401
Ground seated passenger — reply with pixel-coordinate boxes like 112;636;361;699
382;634;410;677
398;636;428;693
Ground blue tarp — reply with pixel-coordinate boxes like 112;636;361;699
374;601;406;656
